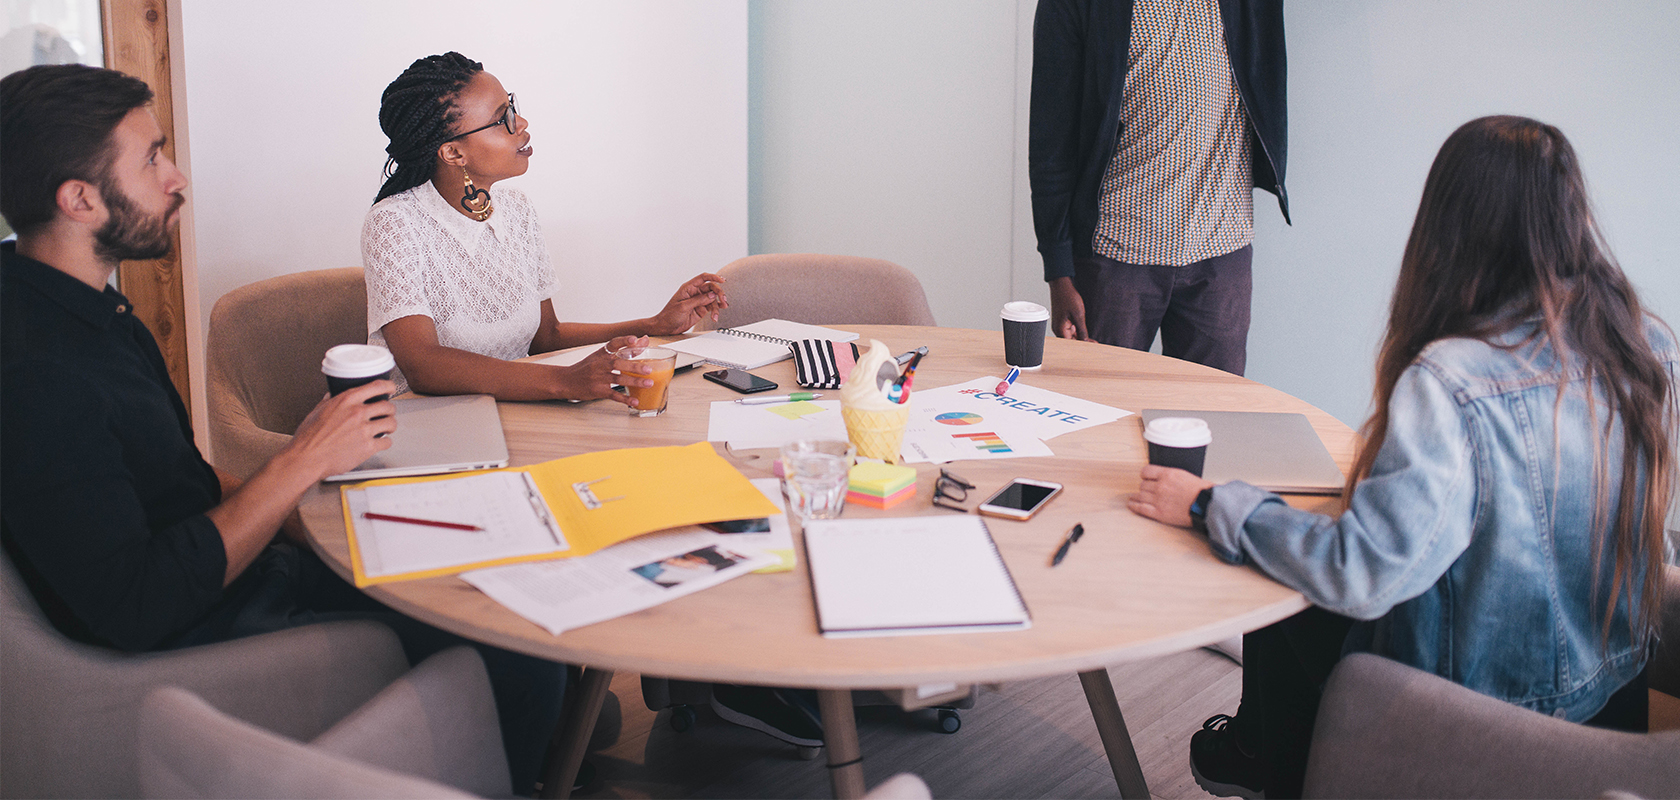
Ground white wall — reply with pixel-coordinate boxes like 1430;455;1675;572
175;0;747;435
750;0;1680;427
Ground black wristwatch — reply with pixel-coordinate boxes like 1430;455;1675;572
1188;487;1215;534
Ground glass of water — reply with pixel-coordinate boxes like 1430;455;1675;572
780;439;856;521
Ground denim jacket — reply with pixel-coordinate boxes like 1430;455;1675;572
1207;317;1679;721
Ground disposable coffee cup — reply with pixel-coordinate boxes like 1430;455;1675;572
1001;301;1050;371
1143;417;1212;477
322;344;396;401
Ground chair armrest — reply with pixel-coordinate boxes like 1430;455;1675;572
313;646;512;798
121;619;411;742
3;618;408;799
140;686;474;799
1303;653;1680;799
1650;563;1680;697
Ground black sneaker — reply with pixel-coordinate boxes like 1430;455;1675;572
1189;714;1265;799
709;684;824;747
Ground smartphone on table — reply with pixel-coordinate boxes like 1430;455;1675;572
704;368;778;394
976;478;1064;521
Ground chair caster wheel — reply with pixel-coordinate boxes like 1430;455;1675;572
669;704;697;733
936;708;961;733
796;745;823;761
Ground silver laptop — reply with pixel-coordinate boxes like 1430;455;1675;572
325;394;509;481
1140;409;1345;494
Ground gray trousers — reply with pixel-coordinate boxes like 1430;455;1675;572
1074;244;1253;376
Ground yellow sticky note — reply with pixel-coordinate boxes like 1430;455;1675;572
768;400;825;421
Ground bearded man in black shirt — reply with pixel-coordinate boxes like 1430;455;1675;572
1;64;563;794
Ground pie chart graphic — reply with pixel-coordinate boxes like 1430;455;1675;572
934;412;984;426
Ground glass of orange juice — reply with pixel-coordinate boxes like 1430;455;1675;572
612;345;678;416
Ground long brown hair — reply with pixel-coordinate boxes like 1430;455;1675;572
1350;115;1675;640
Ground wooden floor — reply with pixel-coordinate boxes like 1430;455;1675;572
574;646;1239;800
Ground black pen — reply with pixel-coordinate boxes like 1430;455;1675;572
1050;523;1084;567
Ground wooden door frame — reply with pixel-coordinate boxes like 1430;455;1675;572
101;0;195;424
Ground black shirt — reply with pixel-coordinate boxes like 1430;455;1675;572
2;241;228;650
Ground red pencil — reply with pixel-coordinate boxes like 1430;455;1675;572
362;512;483;531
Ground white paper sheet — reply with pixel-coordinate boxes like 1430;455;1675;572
705;399;849;450
461;529;775;636
908;377;1132;440
348;472;567;580
898;403;1054;464
803;515;1030;638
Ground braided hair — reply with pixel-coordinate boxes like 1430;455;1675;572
374;52;483;204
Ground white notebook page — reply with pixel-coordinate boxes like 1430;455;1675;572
803;515;1029;637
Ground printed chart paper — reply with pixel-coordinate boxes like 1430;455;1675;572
909;377;1131;440
899;405;1053;464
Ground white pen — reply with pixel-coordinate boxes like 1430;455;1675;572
737;392;823;405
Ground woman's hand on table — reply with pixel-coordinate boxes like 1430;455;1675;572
555;335;652;406
649;272;728;334
1129;464;1215;528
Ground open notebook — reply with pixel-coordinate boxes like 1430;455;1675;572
803;515;1031;638
665;319;859;370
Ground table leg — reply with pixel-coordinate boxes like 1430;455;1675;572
540;667;614;800
1078;669;1151;799
817;688;867;799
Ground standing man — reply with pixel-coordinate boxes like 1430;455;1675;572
1030;0;1287;376
1;64;561;794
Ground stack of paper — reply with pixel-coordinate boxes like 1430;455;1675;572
898;377;1133;464
459;478;791;635
340;442;777;586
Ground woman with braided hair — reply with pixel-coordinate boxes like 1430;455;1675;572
363;52;727;403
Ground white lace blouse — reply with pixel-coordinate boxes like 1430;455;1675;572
361;184;557;393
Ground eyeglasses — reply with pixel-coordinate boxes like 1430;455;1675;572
452;92;517;139
932;469;975;512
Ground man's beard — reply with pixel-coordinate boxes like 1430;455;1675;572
92;178;182;262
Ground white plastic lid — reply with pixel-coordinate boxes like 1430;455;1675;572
1000;301;1050;323
1143;417;1212;448
321;344;395;378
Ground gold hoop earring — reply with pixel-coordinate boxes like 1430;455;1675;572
460;167;493;221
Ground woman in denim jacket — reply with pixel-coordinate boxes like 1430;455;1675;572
1132;115;1678;799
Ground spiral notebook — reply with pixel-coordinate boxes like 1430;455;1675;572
803;515;1031;638
665;318;859;370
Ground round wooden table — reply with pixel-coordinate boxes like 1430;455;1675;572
297;325;1355;799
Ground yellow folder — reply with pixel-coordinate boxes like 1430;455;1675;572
341;442;779;586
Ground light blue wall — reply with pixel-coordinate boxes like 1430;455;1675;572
749;0;1679;428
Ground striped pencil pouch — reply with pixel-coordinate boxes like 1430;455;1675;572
790;339;861;389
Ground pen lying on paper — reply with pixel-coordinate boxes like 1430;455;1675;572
737;392;822;405
1050;522;1084;566
362;512;483;532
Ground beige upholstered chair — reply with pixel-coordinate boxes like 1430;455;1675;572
698;254;936;330
0;552;410;799
207;268;368;479
1302;652;1680;799
138;647;509;800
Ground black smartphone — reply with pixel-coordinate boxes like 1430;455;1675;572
976;478;1064;521
704;368;778;394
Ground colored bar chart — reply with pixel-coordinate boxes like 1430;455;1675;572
951;430;1013;454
